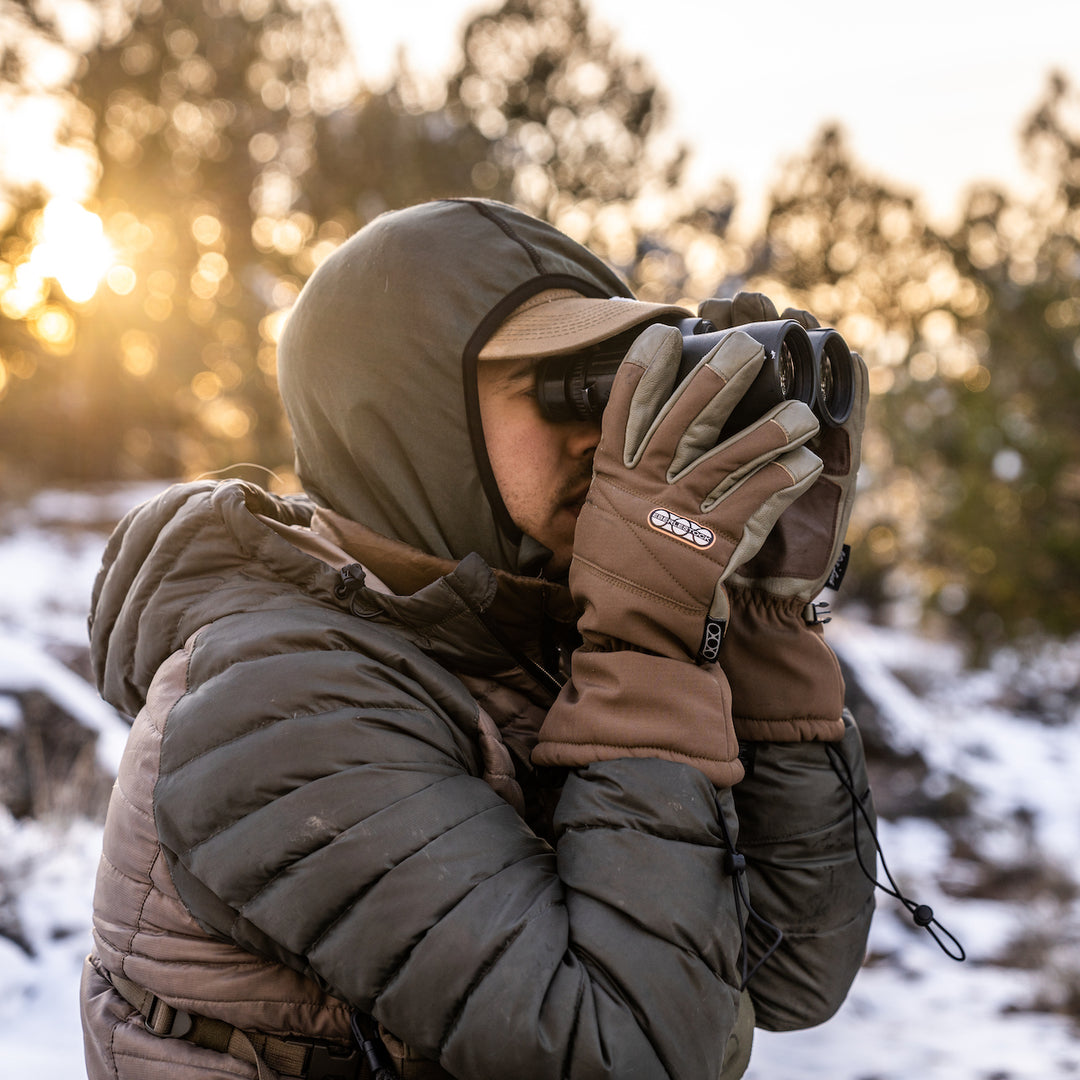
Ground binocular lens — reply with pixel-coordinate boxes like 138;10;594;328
777;341;797;400
709;319;817;439
808;329;855;427
820;352;835;403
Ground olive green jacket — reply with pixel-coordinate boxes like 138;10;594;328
84;480;773;1079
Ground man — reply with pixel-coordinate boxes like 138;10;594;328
81;198;876;1080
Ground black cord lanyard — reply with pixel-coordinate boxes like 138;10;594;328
826;741;967;962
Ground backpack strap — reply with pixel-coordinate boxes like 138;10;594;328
104;967;371;1080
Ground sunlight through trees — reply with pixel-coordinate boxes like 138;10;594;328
0;0;1077;650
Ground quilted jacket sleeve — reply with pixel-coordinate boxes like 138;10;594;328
731;711;877;1031
152;604;747;1080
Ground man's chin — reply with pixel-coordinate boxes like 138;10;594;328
544;554;572;580
540;534;575;580
526;508;580;579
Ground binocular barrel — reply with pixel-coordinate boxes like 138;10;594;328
535;318;855;434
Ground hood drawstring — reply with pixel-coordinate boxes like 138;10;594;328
712;792;785;991
334;564;368;609
724;738;966;996
826;741;967;962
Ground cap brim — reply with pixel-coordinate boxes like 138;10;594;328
479;289;691;360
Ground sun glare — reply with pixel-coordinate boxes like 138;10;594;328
30;199;116;304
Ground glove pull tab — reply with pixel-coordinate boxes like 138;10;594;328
697;615;727;664
826;543;852;591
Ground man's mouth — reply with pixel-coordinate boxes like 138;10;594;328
561;481;591;515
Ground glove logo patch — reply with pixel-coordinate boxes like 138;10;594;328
648;507;715;549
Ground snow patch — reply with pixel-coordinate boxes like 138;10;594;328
1;489;1078;1077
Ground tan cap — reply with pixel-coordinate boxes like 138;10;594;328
479;288;691;360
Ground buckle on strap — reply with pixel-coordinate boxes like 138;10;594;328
102;963;366;1079
145;995;194;1038
102;967;193;1039
290;1039;366;1080
803;600;832;626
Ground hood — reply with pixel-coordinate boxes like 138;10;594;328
88;481;332;718
276;198;633;575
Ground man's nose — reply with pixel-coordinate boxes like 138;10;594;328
566;418;602;456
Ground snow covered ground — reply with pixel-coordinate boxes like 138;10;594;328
1;484;1078;1078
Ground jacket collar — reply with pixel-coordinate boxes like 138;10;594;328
311;507;579;671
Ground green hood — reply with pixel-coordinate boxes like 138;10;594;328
276;198;631;575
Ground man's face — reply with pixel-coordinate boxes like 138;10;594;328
478;356;602;576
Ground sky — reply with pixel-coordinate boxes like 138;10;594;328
336;0;1080;231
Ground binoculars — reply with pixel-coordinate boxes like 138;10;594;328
535;317;855;439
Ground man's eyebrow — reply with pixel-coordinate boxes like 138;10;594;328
486;358;541;387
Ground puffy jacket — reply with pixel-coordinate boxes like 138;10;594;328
82;480;759;1079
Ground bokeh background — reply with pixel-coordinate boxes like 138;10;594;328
2;4;1080;1076
3;0;1079;657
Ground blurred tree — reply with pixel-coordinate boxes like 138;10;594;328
936;72;1080;644
1;0;363;485
0;0;101;493
0;0;690;488
0;0;509;487
444;0;697;282
308;58;514;223
740;91;1080;650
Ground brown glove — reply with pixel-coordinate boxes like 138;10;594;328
697;292;869;742
533;323;822;786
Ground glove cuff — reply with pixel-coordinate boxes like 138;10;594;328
723;587;845;742
532;649;744;788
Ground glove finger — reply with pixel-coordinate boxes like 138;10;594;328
629;330;764;474
741;348;867;594
698;296;734;329
729;291;780;325
674;399;818;500
718;446;824;575
600;323;684;465
699;295;828;335
697;292;781;329
780;305;821;330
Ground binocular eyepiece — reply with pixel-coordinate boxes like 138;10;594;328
535;317;855;438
